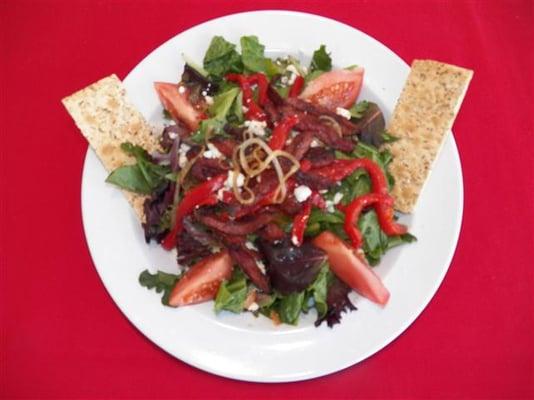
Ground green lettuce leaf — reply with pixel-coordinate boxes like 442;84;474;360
278;291;306;325
214;269;248;314
240;35;266;73
203;36;243;77
139;270;180;305
209;87;240;120
106;142;170;194
349;100;369;119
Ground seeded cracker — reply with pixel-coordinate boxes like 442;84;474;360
386;60;473;213
62;75;161;221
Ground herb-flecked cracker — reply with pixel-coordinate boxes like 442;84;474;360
62;75;161;221
386;60;473;213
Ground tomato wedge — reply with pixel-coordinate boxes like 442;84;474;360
168;251;233;307
312;231;390;306
154;82;205;131
299;68;364;111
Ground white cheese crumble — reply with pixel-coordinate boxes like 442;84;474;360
280;76;289;85
204;95;214;105
256;260;266;274
294;185;312;202
242;105;249;113
244;120;267;137
336;107;352;120
178;143;191;168
286;64;300;76
178;85;186;94
310;139;321;148
247;302;259;312
201;90;207;97
291;234;299;246
167;131;178;140
333;192;344;204
225;170;245;189
216;188;226;201
325;200;335;213
203;143;222;159
245;241;258;251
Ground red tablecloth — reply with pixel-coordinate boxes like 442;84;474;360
2;1;533;398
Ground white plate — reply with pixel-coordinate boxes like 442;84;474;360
81;10;463;382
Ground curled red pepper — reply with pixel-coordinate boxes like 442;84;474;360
344;193;389;248
225;73;268;121
311;159;388;191
332;157;407;248
288;75;305;97
161;173;228;250
268;114;300;150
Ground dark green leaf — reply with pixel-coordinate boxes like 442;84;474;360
139;270;180;306
106;165;153;194
310;45;332;73
203;36;243;77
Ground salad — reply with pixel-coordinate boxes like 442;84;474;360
106;35;415;327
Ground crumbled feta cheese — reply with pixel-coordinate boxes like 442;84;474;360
319;189;328;194
333;192;344;204
216;188;226;201
256;260;266;274
178;143;191;168
301;66;308;75
247;302;259;312
168;131;178;140
280;76;289;85
310;139;320;148
287;72;297;85
336;107;352;120
204;95;214;105
201;90;207;97
325;200;335;213
286;64;300;76
294;185;312;202
245;241;258;251
225;171;245;189
242;105;249;113
244;120;267;137
203;143;222;159
178;85;186;94
291;235;299;246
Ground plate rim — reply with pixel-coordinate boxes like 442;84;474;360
80;9;464;382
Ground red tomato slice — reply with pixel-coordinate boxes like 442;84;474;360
312;231;390;306
168;251;233;307
299;68;364;111
154;82;205;131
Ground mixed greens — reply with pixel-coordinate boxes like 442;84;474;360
107;35;415;327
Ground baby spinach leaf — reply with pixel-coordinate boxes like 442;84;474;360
309;44;332;73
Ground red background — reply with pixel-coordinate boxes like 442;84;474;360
1;1;533;398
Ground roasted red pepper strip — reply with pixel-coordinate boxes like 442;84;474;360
247;73;269;105
344;193;391;248
225;73;267;121
288;75;305;97
161;173;227;250
268;114;300;150
311;159;388;191
291;201;312;247
300;159;312;172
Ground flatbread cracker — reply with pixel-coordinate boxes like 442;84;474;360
386;60;473;213
62;74;161;221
